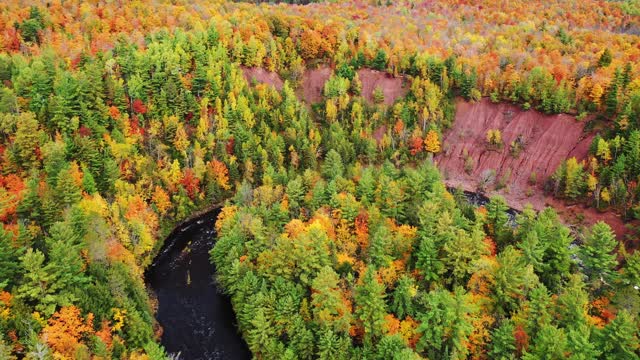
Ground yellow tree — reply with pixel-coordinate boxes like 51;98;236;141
590;83;604;106
42;306;94;358
424;130;441;154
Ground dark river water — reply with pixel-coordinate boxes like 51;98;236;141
146;208;251;360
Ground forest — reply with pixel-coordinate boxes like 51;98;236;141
0;0;639;359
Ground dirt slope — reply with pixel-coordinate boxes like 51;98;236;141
241;67;284;91
299;67;332;103
241;66;407;105
437;98;629;239
357;69;408;106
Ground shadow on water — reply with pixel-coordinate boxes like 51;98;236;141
146;208;251;360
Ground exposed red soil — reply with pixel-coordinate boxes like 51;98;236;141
299;67;332;103
240;66;284;91
357;69;408;106
241;66;407;105
437;98;631;241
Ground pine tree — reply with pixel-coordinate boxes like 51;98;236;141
355;268;387;344
372;49;388;71
311;266;352;334
579;221;618;289
564;157;586;200
15;248;58;315
317;328;350;360
81;166;97;194
522;324;567;360
596;310;639;360
391;275;417;319
416;287;476;360
485;196;512;248
0;226;22;289
605;81;618;116
488;320;517;360
55;165;82;208
322;149;344;180
598;49;612;68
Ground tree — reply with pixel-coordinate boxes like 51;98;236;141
317;328;350;360
424;130;441;154
522;324;567;360
488;320;517;360
42;306;94;358
18;6;45;44
485;196;512;247
322;149;344;180
416;287;476;360
354;267;387;344
15;248;57;315
311;266;352;334
44;222;87;299
391;275;417;319
564;158;587;200
372;49;388;71
0;226;21;289
491;247;534;316
579;221;618;290
595;310;639;360
55;165;83;208
598;49;612;68
13;112;41;169
590;84;604;106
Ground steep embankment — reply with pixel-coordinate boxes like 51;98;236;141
241;66;407;105
437;99;629;239
437;98;591;209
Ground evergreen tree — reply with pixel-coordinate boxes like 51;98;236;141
354;267;387;344
488;319;517;360
598;49;613;68
322;149;344;180
579;221;618;290
0;226;22;289
596;310;640;360
372;49;388;71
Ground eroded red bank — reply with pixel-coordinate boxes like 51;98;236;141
240;67;632;243
437;98;632;243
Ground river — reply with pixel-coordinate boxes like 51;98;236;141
146;208;251;360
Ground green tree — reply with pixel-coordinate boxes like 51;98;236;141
0;226;22;289
598;49;613;68
322;149;344;180
15;248;58;315
416;287;476;360
354;267;387;344
522;324;567;360
579;221;618;290
372;49;388;71
391;275;417;319
595;310;639;360
311;266;352;334
488;319;517;360
485;196;512;248
317;328;350;360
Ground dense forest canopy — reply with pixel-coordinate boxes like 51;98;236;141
0;0;639;359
